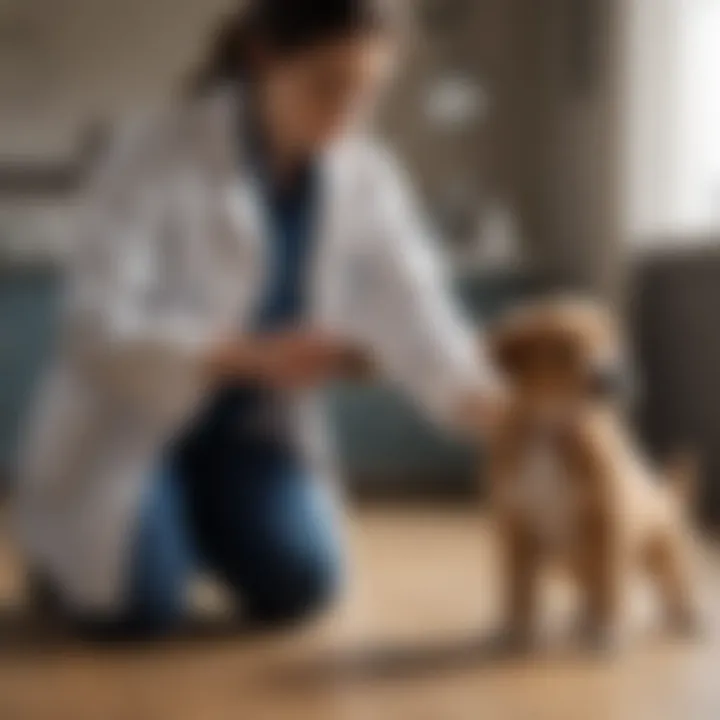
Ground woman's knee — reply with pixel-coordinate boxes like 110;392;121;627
236;543;344;626
191;464;346;627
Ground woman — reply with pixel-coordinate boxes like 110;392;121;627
14;0;500;640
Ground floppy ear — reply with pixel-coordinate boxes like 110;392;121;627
488;322;529;379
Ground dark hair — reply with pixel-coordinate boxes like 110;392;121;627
194;0;399;91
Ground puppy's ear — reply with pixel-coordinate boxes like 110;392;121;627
488;323;528;379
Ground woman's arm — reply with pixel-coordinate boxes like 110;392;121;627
356;147;505;435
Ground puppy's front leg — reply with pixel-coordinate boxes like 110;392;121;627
576;514;625;653
489;418;540;653
569;416;626;653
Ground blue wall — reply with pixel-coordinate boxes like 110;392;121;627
0;266;61;477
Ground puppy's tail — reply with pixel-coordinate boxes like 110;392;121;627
664;450;699;510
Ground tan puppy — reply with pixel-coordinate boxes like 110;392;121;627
487;297;698;652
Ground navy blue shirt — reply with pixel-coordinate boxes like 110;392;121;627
253;163;318;331
173;148;319;469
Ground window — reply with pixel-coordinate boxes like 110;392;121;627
675;0;720;230
626;0;720;242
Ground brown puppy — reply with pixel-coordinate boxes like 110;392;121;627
487;297;698;652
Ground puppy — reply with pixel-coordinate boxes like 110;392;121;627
486;297;698;652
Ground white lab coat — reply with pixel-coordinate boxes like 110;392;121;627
13;88;495;611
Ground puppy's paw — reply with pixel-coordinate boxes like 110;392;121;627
578;620;627;657
487;625;538;658
668;608;705;641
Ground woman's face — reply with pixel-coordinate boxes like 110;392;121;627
256;34;395;156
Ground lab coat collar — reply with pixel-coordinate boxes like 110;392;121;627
190;84;349;324
192;83;348;188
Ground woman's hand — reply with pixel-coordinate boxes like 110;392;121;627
255;329;356;389
204;329;368;390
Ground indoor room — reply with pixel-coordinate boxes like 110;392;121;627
1;1;719;718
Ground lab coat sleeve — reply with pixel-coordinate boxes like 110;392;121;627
361;149;499;427
65;120;214;417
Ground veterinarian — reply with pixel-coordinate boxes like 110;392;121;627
14;0;501;640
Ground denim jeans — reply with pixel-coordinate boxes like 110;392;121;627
73;388;343;641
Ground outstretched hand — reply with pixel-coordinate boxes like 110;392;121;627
206;329;376;391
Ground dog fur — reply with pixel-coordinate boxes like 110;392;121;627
486;297;699;651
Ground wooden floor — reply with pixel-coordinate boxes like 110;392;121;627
1;509;719;720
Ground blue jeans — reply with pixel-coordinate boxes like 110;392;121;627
74;391;343;641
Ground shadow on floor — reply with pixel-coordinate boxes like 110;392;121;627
264;631;541;689
0;604;295;660
0;601;553;677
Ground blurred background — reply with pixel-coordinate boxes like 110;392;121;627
1;0;720;514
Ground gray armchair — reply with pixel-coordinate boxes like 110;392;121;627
631;245;720;525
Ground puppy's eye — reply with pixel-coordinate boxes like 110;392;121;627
546;339;580;369
557;346;579;368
